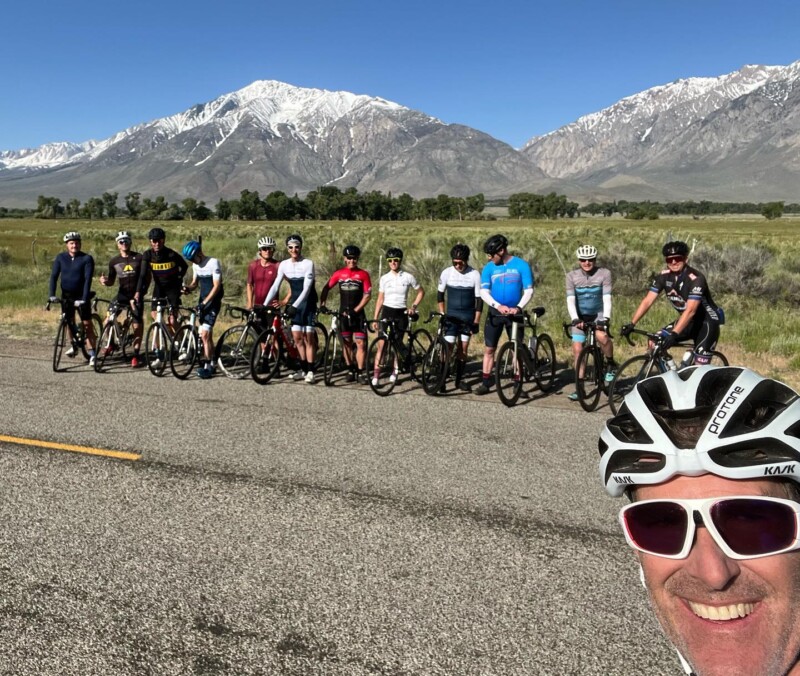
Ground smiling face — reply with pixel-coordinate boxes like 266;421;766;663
665;254;687;273
636;474;800;676
65;239;81;255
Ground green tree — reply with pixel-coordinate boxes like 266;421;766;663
65;198;81;218
34;195;62;219
762;201;784;220
102;192;119;219
125;192;141;218
215;198;232;221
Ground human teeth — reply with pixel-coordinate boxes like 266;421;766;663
688;602;754;620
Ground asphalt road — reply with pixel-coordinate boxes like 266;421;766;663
0;341;677;675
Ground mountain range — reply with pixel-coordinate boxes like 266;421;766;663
1;61;799;207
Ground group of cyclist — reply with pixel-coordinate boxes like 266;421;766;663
48;227;722;391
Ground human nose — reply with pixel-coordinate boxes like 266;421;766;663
683;526;741;590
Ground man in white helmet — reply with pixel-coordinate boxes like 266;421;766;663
566;244;615;401
600;366;800;676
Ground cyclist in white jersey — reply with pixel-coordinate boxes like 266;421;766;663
263;233;319;384
371;247;425;385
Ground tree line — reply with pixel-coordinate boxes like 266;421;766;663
1;191;797;221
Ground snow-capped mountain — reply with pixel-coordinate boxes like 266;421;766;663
0;81;548;206
522;61;800;201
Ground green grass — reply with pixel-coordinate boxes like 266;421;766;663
3;216;800;385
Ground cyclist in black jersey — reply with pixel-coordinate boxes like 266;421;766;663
133;227;188;332
100;230;146;366
621;241;721;366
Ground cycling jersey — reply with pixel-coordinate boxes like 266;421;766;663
247;259;278;305
379;270;419;309
136;247;188;295
480;256;534;308
566;266;612;320
105;252;145;299
650;265;720;323
325;267;372;312
264;258;317;309
438;265;481;319
49;251;94;301
192;256;224;303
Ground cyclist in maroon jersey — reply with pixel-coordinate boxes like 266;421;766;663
246;236;280;311
319;245;372;383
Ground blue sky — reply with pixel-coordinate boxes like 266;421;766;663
1;0;798;151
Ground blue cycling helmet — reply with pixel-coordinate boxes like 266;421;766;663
182;240;201;260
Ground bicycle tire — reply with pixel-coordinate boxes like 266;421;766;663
119;318;133;360
608;354;659;415
421;337;449;395
322;332;343;386
170;325;199;379
532;333;556;393
94;322;117;373
310;321;328;372
708;350;729;366
216;324;258;379
367;335;397;396
495;341;524;407
52;320;67;372
408;328;432;382
250;329;281;385
575;345;602;412
145;323;169;377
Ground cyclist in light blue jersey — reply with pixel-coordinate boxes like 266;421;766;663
476;234;534;395
566;244;616;400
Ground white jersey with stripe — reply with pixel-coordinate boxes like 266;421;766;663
438;265;480;317
379;270;419;309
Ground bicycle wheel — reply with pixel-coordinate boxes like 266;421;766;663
145;323;169;377
421;337;449;395
119;319;133;360
367;336;397;396
250;329;281;385
532;333;556;393
608;355;659;415
575;345;602;412
52;320;67;372
216;324;258;379
708;350;729;366
94;322;117;373
309;321;328;372
495;341;525;407
170;325;198;379
322;332;345;386
408;328;432;382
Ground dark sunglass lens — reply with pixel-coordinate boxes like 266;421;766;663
625;502;688;556
713;498;796;556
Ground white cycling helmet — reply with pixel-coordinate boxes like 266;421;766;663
257;236;276;249
600;366;800;497
63;231;81;243
115;230;132;243
576;244;597;260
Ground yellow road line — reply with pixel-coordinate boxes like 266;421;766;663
0;434;141;461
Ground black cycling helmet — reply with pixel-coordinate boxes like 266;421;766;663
483;234;508;256
286;234;303;247
343;244;361;259
148;227;166;241
662;241;689;258
386;247;403;260
450;243;470;262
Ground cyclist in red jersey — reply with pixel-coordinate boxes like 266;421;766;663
320;245;372;383
246;236;280;311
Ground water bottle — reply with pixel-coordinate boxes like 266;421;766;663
527;335;538;357
664;356;678;371
682;350;693;367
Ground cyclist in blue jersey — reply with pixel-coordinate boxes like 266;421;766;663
566;244;616;400
48;231;98;365
437;243;482;391
475;234;534;395
182;240;224;379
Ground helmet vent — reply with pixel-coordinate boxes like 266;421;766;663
603;449;666;486
606;413;653;444
694;367;744;407
717;380;797;439
709;439;800;467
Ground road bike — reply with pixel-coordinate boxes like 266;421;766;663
608;327;729;415
47;296;102;373
420;312;474;395
214;305;265;379
563;320;615;412
249;309;327;385
144;297;179;377
319;307;361;386
170;304;203;379
93;297;139;373
367;313;432;396
493;308;557;407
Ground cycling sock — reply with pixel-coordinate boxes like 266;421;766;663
482;372;491;384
